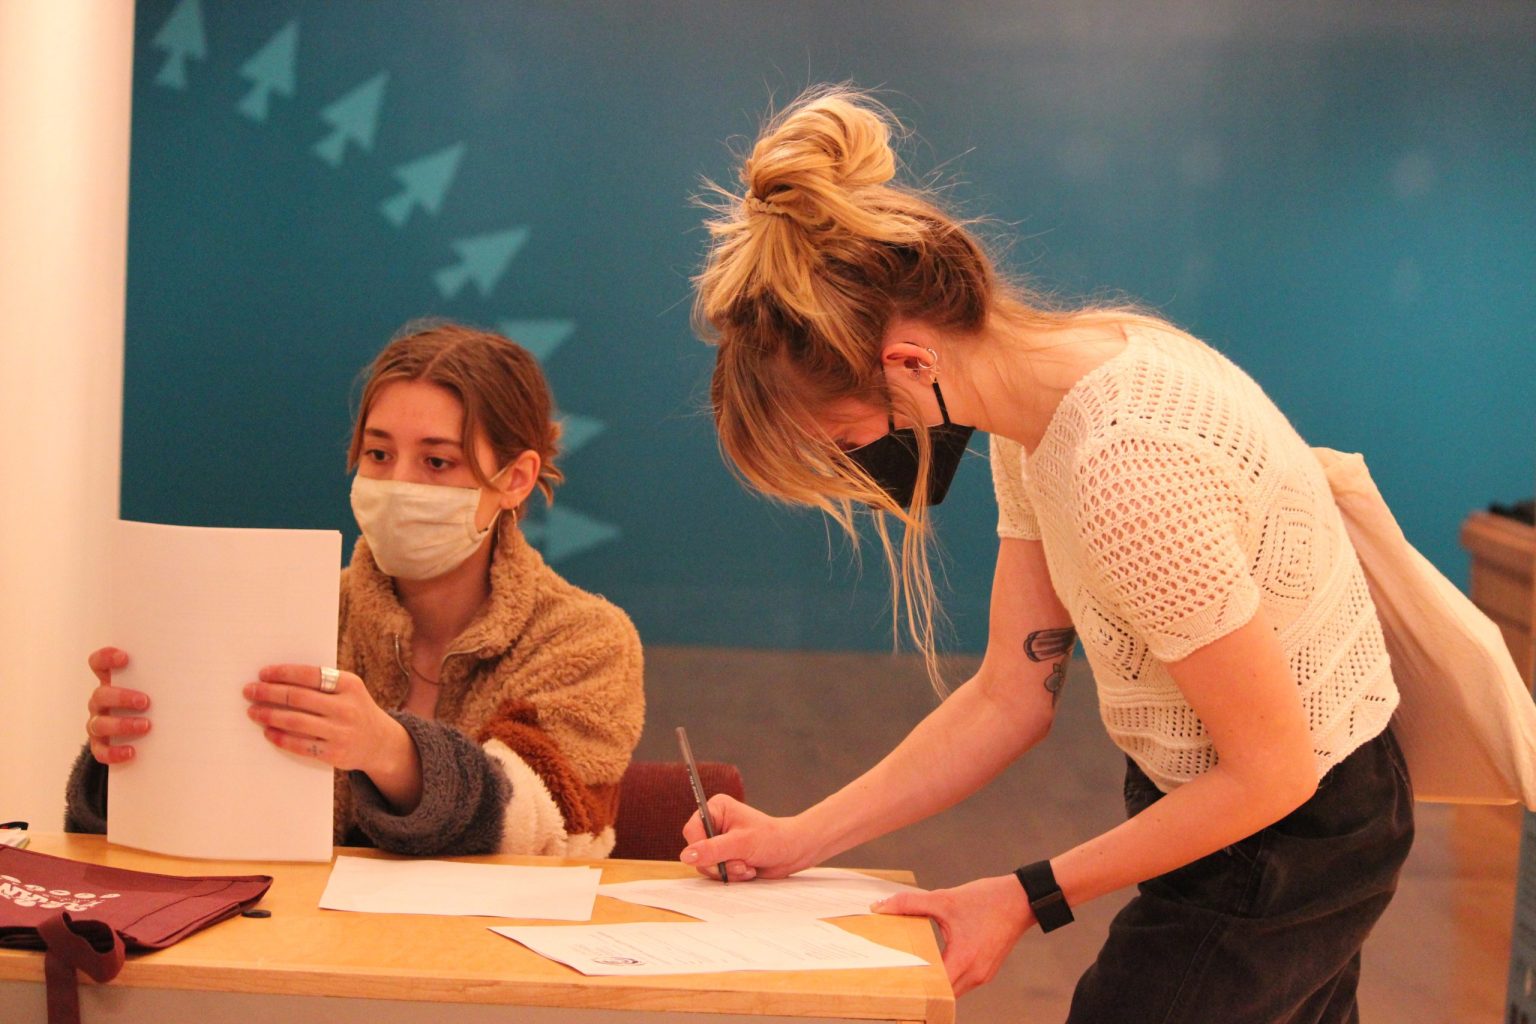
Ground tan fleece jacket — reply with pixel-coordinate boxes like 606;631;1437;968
335;517;645;857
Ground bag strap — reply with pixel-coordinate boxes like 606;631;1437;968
37;912;125;1024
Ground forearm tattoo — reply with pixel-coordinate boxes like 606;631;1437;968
1024;627;1077;706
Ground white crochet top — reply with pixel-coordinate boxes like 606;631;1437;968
991;324;1398;792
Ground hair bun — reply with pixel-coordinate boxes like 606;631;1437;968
740;89;904;234
694;85;938;328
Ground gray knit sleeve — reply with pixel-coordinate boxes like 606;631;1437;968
63;745;108;834
345;711;511;856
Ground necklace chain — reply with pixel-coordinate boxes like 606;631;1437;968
410;663;441;686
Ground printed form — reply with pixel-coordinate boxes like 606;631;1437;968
492;916;929;976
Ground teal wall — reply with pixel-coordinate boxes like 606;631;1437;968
124;1;1536;653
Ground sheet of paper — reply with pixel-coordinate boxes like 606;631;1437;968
320;855;601;920
491;916;929;976
107;519;339;862
597;867;924;921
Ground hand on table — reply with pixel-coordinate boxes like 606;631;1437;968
680;796;820;882
85;647;149;764
872;874;1035;996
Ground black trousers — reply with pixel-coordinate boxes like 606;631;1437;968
1067;729;1415;1024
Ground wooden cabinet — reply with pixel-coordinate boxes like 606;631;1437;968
1461;511;1536;688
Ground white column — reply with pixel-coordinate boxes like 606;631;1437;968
0;1;135;831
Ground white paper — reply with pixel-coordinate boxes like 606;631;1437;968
320;855;601;920
597;867;924;921
106;519;339;862
492;916;929;975
0;830;29;849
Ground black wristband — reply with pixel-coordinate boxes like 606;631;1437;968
1015;860;1074;932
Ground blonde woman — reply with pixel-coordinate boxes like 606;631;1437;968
70;322;644;858
681;89;1411;1021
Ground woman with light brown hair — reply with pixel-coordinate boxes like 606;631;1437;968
69;321;644;858
681;89;1411;1021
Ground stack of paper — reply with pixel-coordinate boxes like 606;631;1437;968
106;519;339;863
495;867;931;977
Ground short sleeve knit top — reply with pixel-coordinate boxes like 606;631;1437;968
990;323;1398;792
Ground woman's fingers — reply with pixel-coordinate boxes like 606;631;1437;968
86;647;149;766
248;696;335;765
87;647;128;686
680;793;747;844
679;828;757;881
90;737;139;765
871;889;940;919
258;725;335;764
680;796;752;868
258;663;354;694
86;648;148;764
242;680;328;714
86;693;151;766
872;889;956;950
246;703;328;740
86;711;151;764
721;858;756;881
88;683;149;715
245;666;362;723
243;669;359;738
679;810;757;879
679;796;812;881
875;890;981;992
246;665;381;770
87;711;150;739
874;876;1030;996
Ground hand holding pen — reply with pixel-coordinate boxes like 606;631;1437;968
677;733;822;883
676;726;729;884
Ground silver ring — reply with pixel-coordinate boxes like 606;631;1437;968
318;666;340;694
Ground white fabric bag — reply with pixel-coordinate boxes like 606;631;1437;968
1315;447;1536;808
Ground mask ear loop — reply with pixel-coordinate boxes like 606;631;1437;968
931;380;954;426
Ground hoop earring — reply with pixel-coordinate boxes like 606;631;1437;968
914;347;939;382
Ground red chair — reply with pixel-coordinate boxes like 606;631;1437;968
610;761;745;861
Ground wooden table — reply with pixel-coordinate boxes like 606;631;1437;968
0;834;954;1024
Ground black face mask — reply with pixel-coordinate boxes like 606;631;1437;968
845;382;975;508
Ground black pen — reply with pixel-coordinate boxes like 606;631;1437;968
676;726;729;884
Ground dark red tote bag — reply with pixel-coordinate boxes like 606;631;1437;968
0;846;272;1024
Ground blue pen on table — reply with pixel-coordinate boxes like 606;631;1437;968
676;726;729;884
